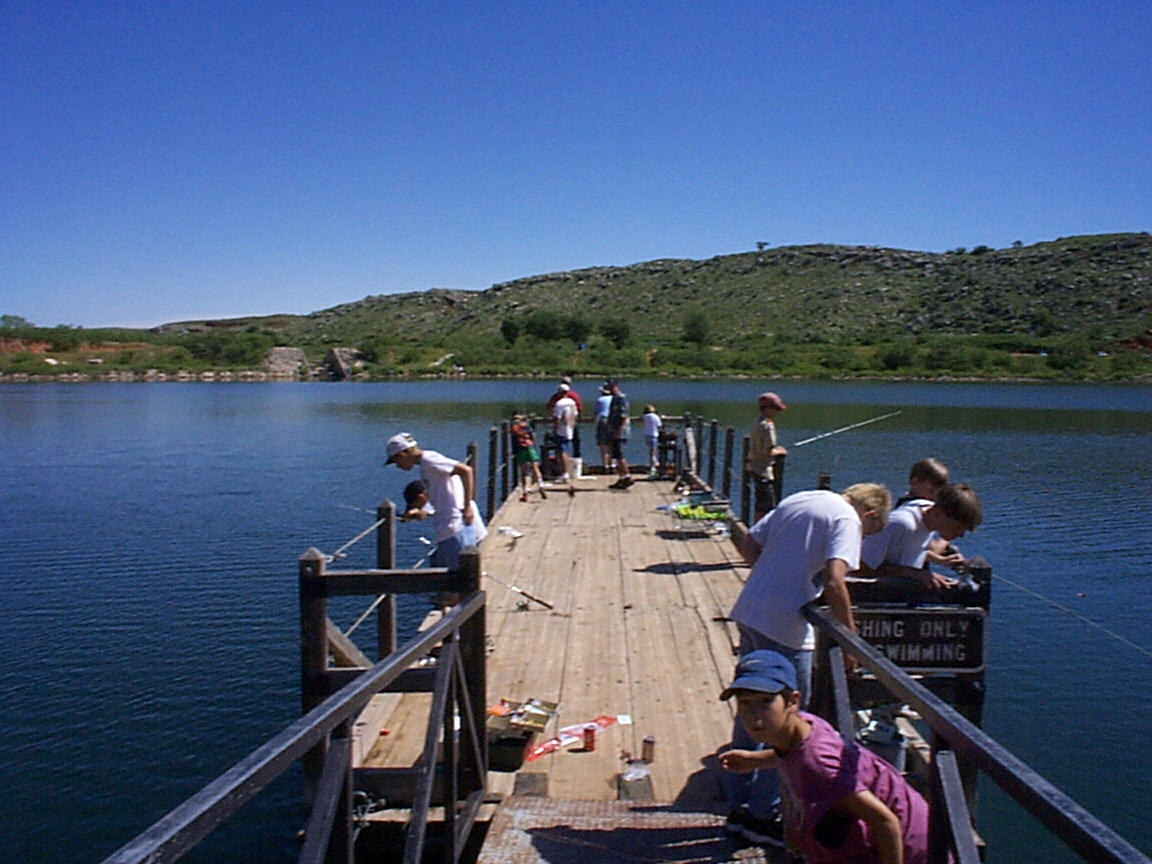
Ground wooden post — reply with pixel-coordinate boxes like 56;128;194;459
694;417;704;475
707;419;718;490
487;426;498;521
500;420;511;503
772;452;786;505
299;547;329;801
375;500;397;660
809;627;833;722
682;412;692;475
722;426;734;499
740;434;751;526
457;546;487;790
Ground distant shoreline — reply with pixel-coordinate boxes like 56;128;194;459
4;370;1150;386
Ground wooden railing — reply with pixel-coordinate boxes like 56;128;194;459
805;605;1151;864
102;518;489;864
299;543;488;864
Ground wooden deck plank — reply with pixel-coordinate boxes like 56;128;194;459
356;474;750;818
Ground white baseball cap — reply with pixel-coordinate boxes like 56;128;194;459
385;433;417;463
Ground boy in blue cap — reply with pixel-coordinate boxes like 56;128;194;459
719;650;931;863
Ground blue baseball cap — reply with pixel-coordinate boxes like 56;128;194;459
720;650;798;700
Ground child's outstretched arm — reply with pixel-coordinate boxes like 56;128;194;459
835;790;904;864
719;748;778;774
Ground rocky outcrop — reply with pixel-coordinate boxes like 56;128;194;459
265;346;307;378
324;347;363;380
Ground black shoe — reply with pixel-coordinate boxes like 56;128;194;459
723;809;750;837
740;812;784;848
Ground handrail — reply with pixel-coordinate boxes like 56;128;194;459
101;591;485;864
805;604;1151;864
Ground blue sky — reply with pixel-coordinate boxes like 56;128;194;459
3;1;1150;328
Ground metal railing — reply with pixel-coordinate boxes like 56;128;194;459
806;605;1151;864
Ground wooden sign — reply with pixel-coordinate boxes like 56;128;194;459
855;608;986;673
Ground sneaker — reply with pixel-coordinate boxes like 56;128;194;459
520;493;529;502
619;475;635;488
538;487;547;499
740;812;784;848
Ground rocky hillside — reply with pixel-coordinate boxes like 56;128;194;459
249;233;1151;349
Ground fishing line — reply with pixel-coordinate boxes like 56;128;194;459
333;503;377;515
326;516;388;563
790;410;903;448
992;572;1152;660
344;540;434;638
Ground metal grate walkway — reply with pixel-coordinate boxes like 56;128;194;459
477;797;778;864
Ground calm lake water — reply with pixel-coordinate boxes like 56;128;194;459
1;379;1149;863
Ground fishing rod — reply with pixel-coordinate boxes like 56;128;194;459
790;410;903;448
483;571;555;610
415;535;555;610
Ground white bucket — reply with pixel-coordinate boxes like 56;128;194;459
570;457;583;477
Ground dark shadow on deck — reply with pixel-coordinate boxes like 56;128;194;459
633;562;738;575
526;823;748;863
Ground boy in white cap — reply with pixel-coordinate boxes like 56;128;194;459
385;433;485;570
551;383;578;483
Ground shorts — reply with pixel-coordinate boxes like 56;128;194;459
556;438;573;455
645;435;658;450
596;418;612;446
611;438;627;460
514;446;540;465
430;532;466;572
753;475;777;518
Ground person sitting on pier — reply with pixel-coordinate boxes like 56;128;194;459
720;650;932;864
893;457;950;508
400;480;433;520
510;414;547;502
892;458;966;571
747;391;789;521
724;483;891;846
856;483;982;591
385;432;484;570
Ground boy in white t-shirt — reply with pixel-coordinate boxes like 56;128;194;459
642;405;662;475
551;384;578;484
385;432;484;571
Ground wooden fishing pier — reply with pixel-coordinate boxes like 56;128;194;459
358;470;754;861
101;420;1152;864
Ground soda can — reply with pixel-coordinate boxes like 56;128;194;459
642;735;655;762
583;724;597;751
